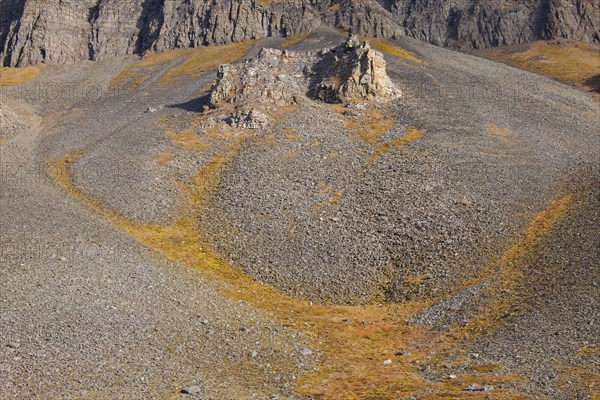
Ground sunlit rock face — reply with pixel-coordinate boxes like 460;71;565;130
209;35;401;108
208;35;401;127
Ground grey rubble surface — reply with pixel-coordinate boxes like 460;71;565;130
1;0;599;66
0;25;598;400
0;45;314;399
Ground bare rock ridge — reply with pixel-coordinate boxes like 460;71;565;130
208;35;401;128
387;0;600;49
1;0;599;67
1;0;322;67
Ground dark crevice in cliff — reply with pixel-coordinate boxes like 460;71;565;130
585;74;600;94
534;0;553;40
445;7;461;45
135;0;165;55
87;1;100;60
0;0;26;66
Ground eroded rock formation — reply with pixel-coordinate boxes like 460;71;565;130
208;35;401;127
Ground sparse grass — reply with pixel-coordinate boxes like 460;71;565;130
454;194;572;338
282;32;312;49
310;189;344;212
362;36;428;65
487;123;515;145
467;363;501;373
0;65;42;86
331;104;394;145
404;273;432;285
166;129;208;151
371;126;425;160
480;40;600;96
154;149;174;167
256;0;277;6
326;3;341;12
332;104;424;160
111;41;253;89
556;365;600;398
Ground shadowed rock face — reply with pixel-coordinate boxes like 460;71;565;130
388;0;600;49
1;0;598;66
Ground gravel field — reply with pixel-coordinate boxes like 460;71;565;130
0;47;313;400
0;27;597;398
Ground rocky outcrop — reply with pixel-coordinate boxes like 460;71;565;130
209;48;313;108
546;0;600;45
389;0;600;49
1;0;598;67
319;0;402;39
311;34;401;103
1;0;95;66
1;0;323;67
208;35;401;127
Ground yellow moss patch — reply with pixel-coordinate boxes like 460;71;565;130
281;151;300;159
487;123;515;145
328;190;344;205
111;41;254;89
480;40;600;96
331;104;394;145
256;0;277;6
282;32;312;49
332;104;424;160
154;149;174;167
404;273;432;285
371;126;425;160
319;182;333;195
0;65;42;86
284;133;302;140
310;189;344;212
467;363;501;373
166;129;208;151
161;41;254;83
557;365;599;397
362;36;427;65
457;194;572;338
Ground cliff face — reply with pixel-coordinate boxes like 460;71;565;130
389;0;600;49
1;0;323;66
1;0;598;67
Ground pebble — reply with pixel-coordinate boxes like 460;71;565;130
300;347;312;356
382;359;392;365
463;383;494;392
181;385;204;394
